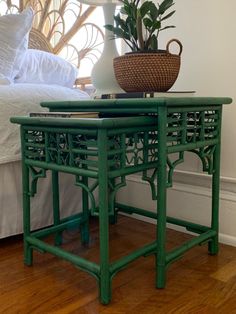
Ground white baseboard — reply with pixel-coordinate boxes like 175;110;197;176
117;172;236;247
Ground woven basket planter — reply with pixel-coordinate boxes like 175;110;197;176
113;39;183;93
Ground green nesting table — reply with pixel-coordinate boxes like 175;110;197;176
11;97;232;304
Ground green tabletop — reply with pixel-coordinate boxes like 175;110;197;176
41;97;232;114
10;115;157;129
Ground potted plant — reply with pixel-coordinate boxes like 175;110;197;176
105;0;183;92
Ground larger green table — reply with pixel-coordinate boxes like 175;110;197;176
11;97;232;304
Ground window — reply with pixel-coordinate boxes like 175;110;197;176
0;0;122;79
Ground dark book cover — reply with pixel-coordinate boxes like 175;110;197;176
101;91;195;99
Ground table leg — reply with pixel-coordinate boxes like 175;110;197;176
98;129;111;304
109;178;118;225
52;170;62;246
208;141;221;255
22;163;33;265
81;175;90;245
156;107;168;288
208;108;222;255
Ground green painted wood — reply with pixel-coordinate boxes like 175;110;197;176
208;107;222;255
11;96;232;304
115;202;211;233
25;236;100;278
165;230;217;265
156;105;168;288
110;241;157;276
52;170;62;246
97;128;111;304
40;97;232;111
31;214;85;239
10;115;158;128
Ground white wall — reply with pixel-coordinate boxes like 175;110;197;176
118;1;236;246
158;0;236;175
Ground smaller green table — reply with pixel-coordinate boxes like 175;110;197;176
11;97;232;304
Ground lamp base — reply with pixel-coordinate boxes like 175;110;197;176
91;3;124;98
91;55;124;97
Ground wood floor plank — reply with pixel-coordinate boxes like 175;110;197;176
1;215;236;313
211;259;236;282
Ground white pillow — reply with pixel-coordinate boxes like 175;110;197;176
15;49;78;88
0;7;34;83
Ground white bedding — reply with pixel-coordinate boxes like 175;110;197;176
0;83;89;164
0;161;86;239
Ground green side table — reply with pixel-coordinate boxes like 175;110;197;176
11;97;232;304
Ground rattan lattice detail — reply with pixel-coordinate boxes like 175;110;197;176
23;108;220;199
166;110;219;147
107;129;158;171
24;130;98;170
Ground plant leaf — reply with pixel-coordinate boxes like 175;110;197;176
114;13;127;30
143;17;153;29
126;16;138;40
159;25;176;31
139;1;152;18
105;26;129;40
104;25;115;32
161;10;176;21
104;0;175;52
150;35;158;50
158;0;175;15
148;3;159;21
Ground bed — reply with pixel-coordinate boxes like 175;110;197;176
0;0;103;238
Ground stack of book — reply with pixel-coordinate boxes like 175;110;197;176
29;112;99;118
99;91;195;99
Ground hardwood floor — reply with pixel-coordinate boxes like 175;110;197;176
1;215;236;313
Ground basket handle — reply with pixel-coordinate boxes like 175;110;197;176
166;39;183;56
